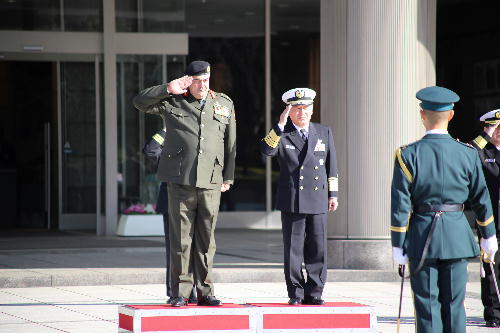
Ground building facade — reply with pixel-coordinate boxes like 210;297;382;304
1;0;499;269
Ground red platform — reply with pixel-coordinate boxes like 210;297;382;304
119;303;257;333
248;302;376;332
118;302;376;333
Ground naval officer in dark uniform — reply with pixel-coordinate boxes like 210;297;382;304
134;60;236;307
470;109;500;328
261;88;338;306
391;86;498;332
142;129;197;305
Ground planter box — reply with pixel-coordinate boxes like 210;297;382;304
117;214;165;236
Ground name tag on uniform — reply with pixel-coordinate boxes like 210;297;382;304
314;139;326;152
485;158;496;163
285;144;295;150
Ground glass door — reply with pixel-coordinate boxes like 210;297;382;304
59;60;102;230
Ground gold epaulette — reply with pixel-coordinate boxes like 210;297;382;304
327;176;338;192
153;133;164;145
263;129;281;148
472;135;488;149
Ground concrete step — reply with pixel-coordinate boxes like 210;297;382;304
0;263;482;288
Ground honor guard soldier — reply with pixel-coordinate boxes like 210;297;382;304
470;109;500;328
134;60;236;307
391;86;498;332
142;129;197;305
260;88;338;306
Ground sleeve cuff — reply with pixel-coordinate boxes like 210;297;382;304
328;191;338;198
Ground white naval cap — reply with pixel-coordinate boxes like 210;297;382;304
479;109;500;125
282;88;316;105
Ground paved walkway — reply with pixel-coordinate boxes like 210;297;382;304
0;229;494;332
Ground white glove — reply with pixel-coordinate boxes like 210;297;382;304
392;247;409;265
480;236;498;262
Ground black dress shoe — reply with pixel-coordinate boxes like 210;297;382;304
166;297;174;305
303;296;326;305
188;288;198;304
197;296;222;306
170;296;187;307
288;297;302;305
485;319;500;327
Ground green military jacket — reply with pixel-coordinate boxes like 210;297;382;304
133;84;236;190
391;134;495;260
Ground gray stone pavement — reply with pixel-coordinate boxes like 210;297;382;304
0;229;495;331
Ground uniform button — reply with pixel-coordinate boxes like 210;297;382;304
314;166;318;169
201;123;205;127
201;137;205;141
300;166;304;170
202;111;206;114
168;154;171;158
199;150;203;154
314;176;319;180
314;187;318;190
299;186;304;190
299;176;304;180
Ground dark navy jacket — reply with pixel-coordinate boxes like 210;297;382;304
470;131;500;233
143;129;168;214
261;121;338;214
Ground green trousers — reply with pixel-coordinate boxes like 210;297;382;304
410;258;468;333
167;183;221;299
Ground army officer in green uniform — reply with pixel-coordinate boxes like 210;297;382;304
391;86;498;332
133;61;236;307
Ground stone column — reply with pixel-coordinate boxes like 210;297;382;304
321;0;436;269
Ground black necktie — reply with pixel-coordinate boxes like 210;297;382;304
300;129;308;141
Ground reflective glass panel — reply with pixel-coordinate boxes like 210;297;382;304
0;0;60;30
64;0;102;31
116;0;185;32
60;62;97;214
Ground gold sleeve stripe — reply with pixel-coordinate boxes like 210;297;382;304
477;215;494;227
472;135;488;149
263;129;281;148
153;133;164;145
328;177;338;192
395;148;412;183
390;226;407;232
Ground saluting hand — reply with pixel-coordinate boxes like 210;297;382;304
167;75;193;94
484;120;500;137
328;197;338;212
278;105;292;127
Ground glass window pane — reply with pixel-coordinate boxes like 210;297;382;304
115;0;137;32
143;0;184;32
116;0;185;32
60;62;97;214
64;0;102;32
0;0;60;31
